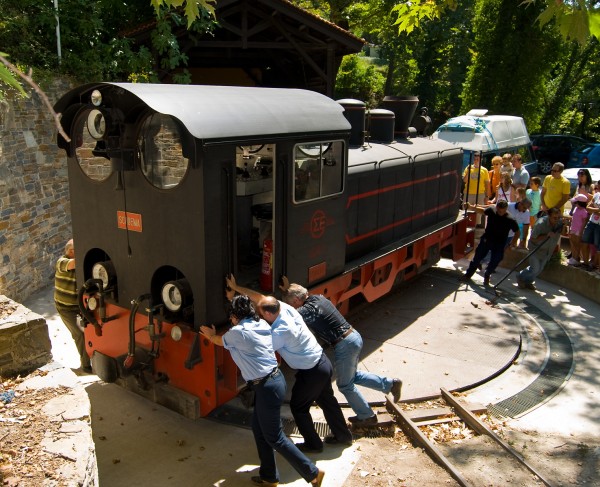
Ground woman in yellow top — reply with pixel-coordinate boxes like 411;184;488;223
462;153;491;225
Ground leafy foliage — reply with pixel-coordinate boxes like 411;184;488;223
460;0;560;128
393;0;458;34
334;54;386;107
151;0;216;28
0;53;27;99
395;0;600;43
0;0;215;86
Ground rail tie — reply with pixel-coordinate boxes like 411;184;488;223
386;394;473;487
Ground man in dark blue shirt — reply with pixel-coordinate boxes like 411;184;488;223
459;200;520;286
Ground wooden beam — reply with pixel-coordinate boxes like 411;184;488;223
191;41;294;49
270;15;327;81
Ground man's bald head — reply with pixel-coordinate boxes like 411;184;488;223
258;296;280;324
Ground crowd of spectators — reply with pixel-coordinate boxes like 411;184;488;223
462;155;600;286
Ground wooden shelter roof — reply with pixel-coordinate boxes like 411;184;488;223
122;0;365;96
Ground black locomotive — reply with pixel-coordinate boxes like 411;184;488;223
54;83;468;417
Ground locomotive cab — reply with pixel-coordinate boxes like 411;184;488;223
54;83;351;417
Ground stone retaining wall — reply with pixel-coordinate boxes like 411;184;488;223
0;295;52;376
0;79;73;302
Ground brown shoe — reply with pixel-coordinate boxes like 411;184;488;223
311;469;325;487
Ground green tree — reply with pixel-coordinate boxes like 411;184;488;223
409;1;474;125
538;39;599;135
0;0;216;96
394;0;600;43
334;54;385;107
460;0;560;128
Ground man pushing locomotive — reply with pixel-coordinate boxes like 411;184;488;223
226;275;403;429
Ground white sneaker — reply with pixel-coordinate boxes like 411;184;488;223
567;258;580;266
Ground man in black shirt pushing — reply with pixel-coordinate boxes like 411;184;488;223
460;200;520;287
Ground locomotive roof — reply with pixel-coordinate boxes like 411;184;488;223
54;83;351;142
348;136;462;173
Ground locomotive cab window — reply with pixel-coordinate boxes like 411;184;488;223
294;141;344;203
74;108;113;182
138;114;189;190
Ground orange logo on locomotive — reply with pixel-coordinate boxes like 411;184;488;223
310;210;328;239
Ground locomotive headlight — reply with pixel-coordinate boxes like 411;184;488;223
90;89;103;107
92;261;115;288
87;109;106;140
161;279;191;313
170;325;183;341
87;296;98;311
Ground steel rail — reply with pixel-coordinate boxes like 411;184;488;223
440;388;555;487
386;395;473;487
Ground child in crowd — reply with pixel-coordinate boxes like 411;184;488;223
490;174;512;203
514;188;528;241
568;194;590;266
500;153;513;177
526;177;542;225
580;182;600;272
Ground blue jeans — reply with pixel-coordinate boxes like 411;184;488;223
464;236;505;279
252;369;318;483
334;330;393;420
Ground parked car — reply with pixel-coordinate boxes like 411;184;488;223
568;143;600;169
530;134;589;174
562;166;600;195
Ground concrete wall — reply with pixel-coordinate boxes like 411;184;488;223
0;79;73;302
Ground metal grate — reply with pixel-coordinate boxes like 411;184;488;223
488;303;574;419
282;417;330;437
209;404;331;438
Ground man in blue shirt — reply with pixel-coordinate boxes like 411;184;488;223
281;281;403;428
226;276;353;451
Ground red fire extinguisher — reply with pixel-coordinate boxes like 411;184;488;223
260;238;273;292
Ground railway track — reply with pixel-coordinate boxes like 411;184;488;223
386;389;555;487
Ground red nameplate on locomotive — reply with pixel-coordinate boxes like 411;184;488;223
117;211;143;232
